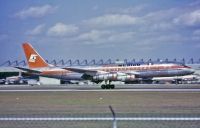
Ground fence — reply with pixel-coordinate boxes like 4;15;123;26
1;58;200;67
0;106;200;128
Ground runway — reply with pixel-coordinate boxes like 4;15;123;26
0;84;200;128
0;84;200;92
0;88;200;92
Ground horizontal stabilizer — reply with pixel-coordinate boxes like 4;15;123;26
15;67;41;74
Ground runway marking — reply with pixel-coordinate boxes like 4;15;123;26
0;89;200;92
0;117;200;121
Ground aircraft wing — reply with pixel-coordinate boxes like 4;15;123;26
15;67;41;73
63;67;98;76
63;67;141;76
124;71;140;75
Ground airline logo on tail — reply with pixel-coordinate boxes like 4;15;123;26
22;42;49;68
29;54;38;63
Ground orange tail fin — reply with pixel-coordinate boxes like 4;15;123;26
22;43;49;68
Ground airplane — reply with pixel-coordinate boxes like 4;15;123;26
64;62;195;88
17;42;195;89
152;74;199;84
3;72;35;85
5;76;22;84
0;79;5;84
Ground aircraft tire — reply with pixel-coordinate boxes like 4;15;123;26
101;84;115;89
101;84;106;89
110;84;115;89
105;85;110;89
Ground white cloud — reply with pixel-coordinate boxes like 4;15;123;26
77;30;111;41
85;14;138;28
47;23;79;37
108;4;147;15
26;24;45;35
107;31;136;43
84;7;179;31
23;2;200;51
75;30;136;45
173;9;200;26
149;23;174;31
143;8;180;24
75;30;112;44
119;5;146;14
154;34;184;43
76;7;189;45
15;4;57;19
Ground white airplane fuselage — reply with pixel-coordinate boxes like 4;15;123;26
37;63;194;82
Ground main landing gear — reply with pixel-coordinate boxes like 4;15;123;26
101;84;115;89
101;80;115;89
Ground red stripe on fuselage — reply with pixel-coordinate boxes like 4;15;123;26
40;64;189;76
98;65;188;72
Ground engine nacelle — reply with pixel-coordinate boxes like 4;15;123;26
117;74;136;81
93;74;117;81
93;73;136;81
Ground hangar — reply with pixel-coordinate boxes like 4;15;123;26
0;67;22;78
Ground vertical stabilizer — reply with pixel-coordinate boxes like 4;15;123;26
22;43;49;68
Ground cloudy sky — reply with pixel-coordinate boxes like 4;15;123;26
0;0;200;63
